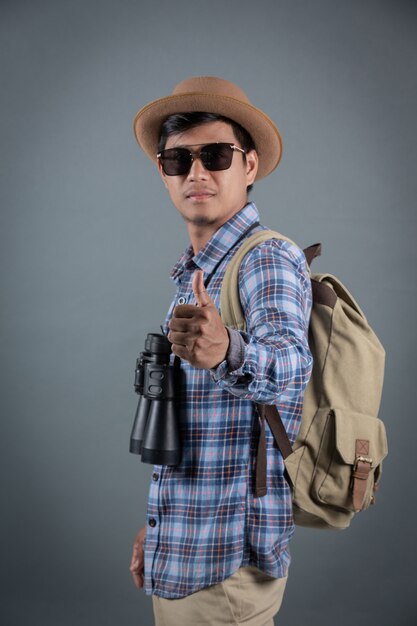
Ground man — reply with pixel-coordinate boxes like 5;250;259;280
129;77;313;626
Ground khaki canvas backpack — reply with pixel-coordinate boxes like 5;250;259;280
220;230;388;530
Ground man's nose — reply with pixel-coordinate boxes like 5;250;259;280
187;156;209;180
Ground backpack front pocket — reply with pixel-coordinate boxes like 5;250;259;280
312;408;388;513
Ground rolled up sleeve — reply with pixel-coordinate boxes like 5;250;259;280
210;239;313;405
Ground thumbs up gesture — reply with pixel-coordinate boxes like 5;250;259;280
167;270;230;369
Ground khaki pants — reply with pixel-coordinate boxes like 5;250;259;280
152;566;288;626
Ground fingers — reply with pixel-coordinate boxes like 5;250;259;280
192;270;210;307
172;304;198;318
130;555;144;588
168;331;190;347
130;563;144;589
168;319;202;347
169;317;199;332
170;343;193;363
130;527;146;590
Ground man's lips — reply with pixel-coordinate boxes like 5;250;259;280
186;189;215;199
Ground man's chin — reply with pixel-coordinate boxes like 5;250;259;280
183;215;218;227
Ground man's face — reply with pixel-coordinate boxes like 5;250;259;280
157;120;258;230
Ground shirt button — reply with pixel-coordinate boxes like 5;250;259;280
177;296;186;305
148;518;157;528
152;472;159;481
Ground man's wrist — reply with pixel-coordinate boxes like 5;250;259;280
210;326;245;372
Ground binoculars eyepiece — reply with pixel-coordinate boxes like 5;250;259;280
129;333;182;466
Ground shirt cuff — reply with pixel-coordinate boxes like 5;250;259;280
210;327;247;380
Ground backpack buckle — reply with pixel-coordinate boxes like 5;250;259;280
351;455;373;512
353;455;373;471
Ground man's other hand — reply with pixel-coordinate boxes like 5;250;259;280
129;526;146;589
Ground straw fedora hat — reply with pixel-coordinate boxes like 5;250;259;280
133;76;283;180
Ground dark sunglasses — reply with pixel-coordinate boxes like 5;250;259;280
157;142;246;176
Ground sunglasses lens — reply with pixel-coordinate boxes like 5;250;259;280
159;144;235;175
159;148;192;176
201;144;234;171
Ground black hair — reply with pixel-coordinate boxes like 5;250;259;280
158;112;256;194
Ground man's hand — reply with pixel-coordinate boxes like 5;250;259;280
168;270;230;369
129;526;146;589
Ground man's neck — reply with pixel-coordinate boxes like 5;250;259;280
188;224;220;255
186;202;249;254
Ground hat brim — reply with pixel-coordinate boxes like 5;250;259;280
133;92;283;181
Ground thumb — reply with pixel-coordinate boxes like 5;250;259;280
192;270;211;307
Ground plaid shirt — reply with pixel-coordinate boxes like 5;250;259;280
144;202;313;599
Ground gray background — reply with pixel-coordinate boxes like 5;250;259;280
1;0;416;624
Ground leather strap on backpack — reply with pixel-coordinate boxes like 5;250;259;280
351;439;372;512
303;243;322;267
254;403;293;497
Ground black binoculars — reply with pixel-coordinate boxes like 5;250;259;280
129;333;182;466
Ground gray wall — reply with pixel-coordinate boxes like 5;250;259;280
1;0;416;624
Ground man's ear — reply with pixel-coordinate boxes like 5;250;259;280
245;150;258;186
157;160;169;189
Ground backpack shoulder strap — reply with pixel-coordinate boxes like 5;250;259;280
220;229;303;329
220;228;304;497
312;272;368;320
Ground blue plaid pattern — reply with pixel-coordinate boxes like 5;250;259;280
144;202;313;599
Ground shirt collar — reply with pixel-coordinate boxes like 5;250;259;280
170;202;260;284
